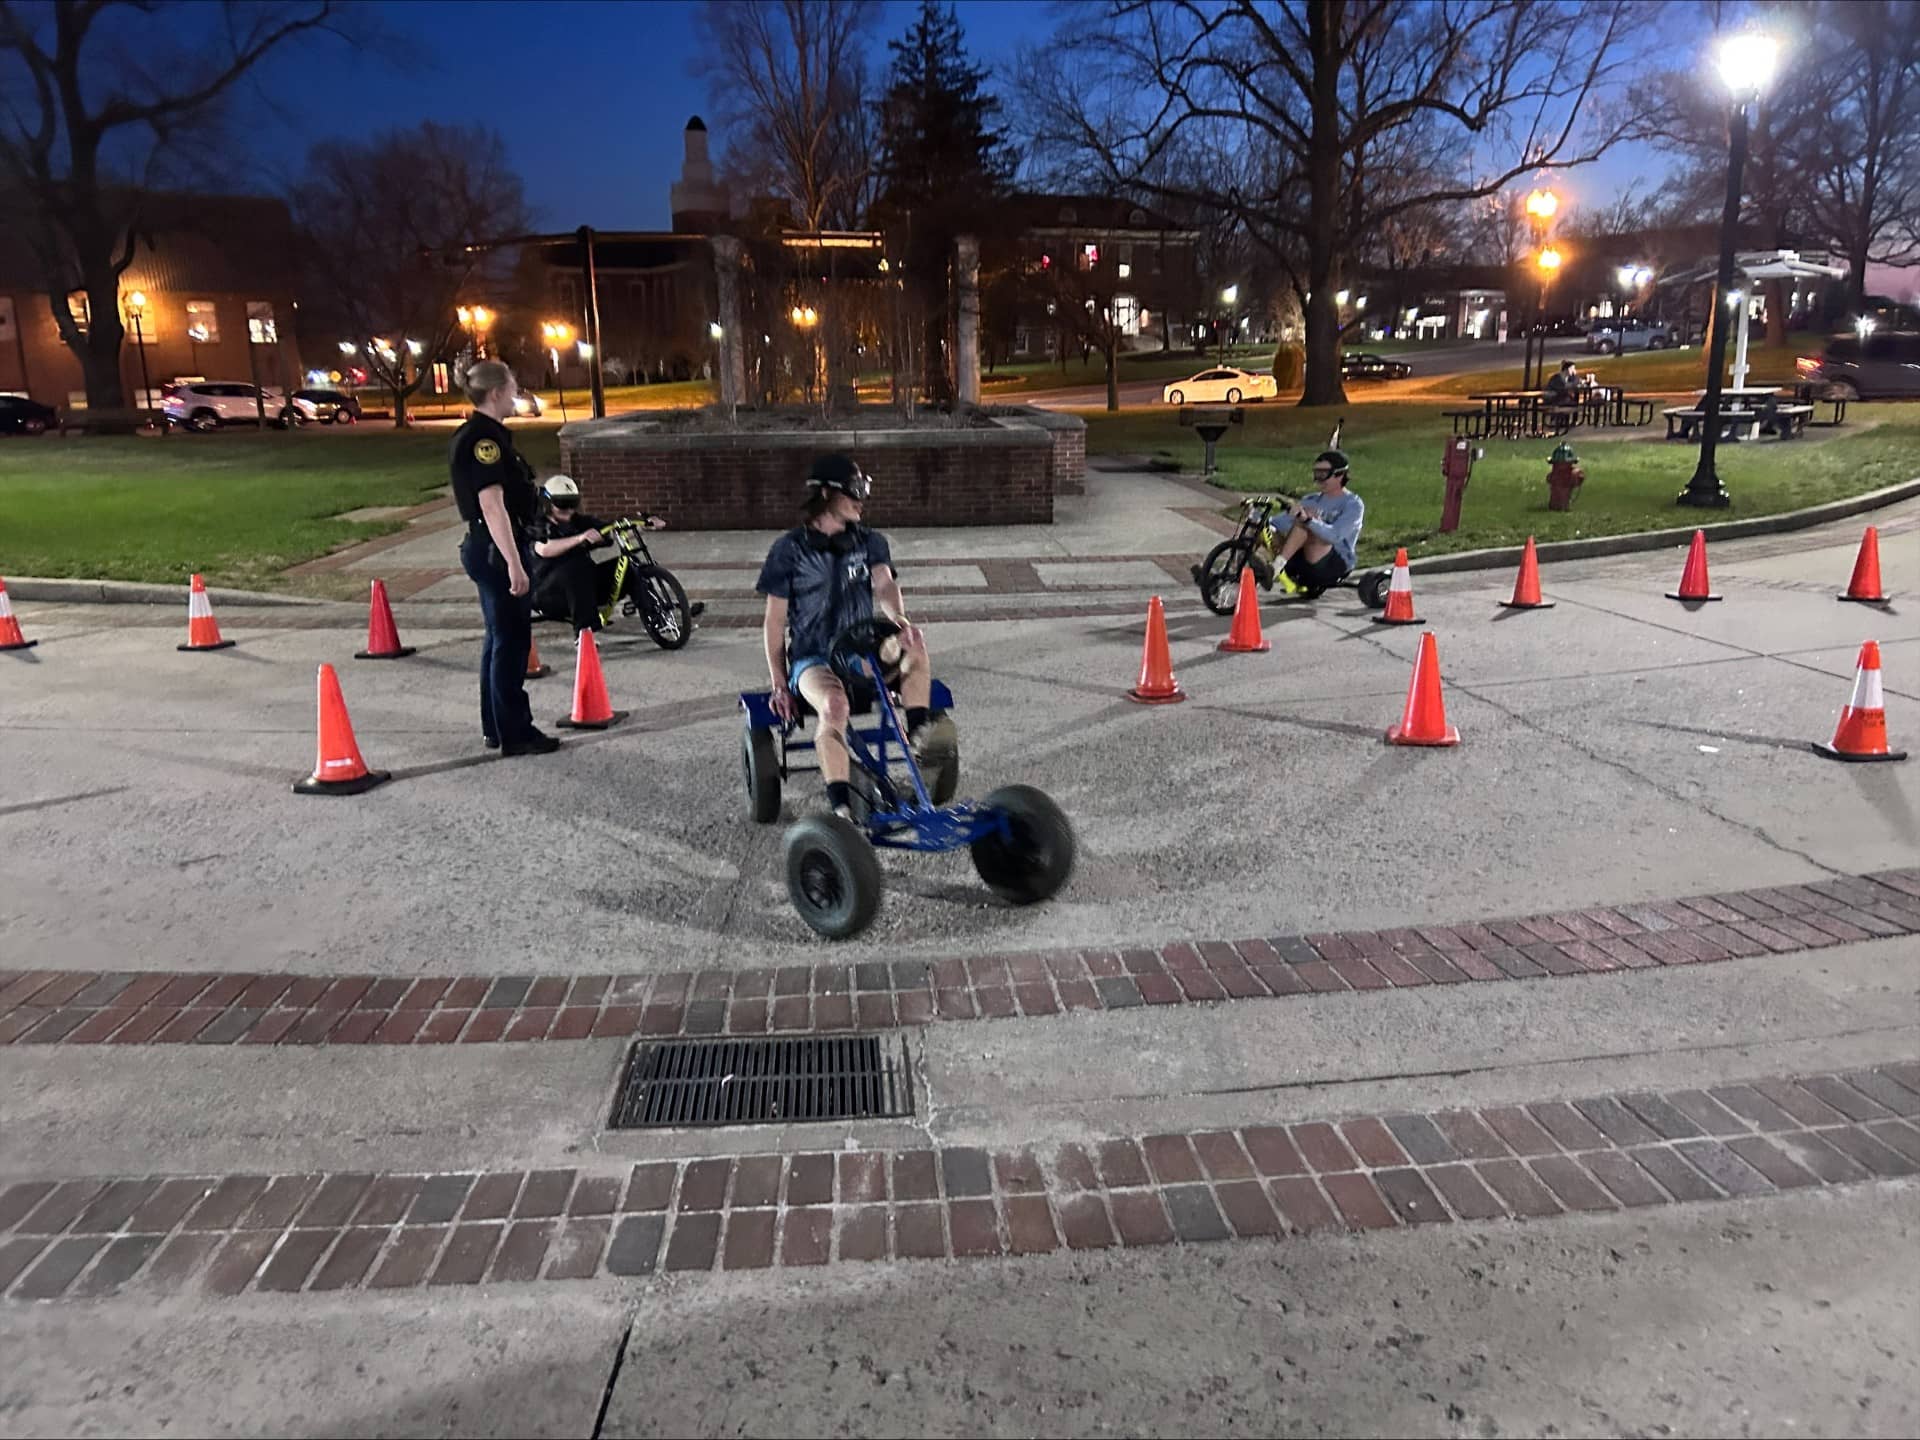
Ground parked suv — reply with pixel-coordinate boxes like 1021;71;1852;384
162;381;317;432
1795;332;1920;400
1585;318;1677;354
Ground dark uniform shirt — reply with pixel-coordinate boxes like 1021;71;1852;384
756;524;893;663
449;412;538;531
529;510;608;581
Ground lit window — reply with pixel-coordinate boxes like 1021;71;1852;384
186;300;219;343
1117;263;1132;280
67;291;90;334
247;302;277;344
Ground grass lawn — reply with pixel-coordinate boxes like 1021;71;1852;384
1076;400;1917;566
0;427;561;590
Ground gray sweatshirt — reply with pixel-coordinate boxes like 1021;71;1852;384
1273;488;1364;569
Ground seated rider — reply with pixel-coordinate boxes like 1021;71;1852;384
530;475;614;632
757;455;938;822
1269;448;1364;596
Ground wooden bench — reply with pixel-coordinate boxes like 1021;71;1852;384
1665;406;1760;441
1763;403;1815;438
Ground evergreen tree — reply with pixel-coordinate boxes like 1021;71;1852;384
873;1;1014;402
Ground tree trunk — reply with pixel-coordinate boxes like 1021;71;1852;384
1105;326;1119;412
1299;0;1349;408
71;277;130;412
1763;278;1788;348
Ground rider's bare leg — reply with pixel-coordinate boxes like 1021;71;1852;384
897;630;932;713
796;666;851;786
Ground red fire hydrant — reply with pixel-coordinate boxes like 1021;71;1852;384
1546;441;1585;512
1439;436;1476;533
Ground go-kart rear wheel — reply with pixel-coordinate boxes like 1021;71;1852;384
744;726;781;823
918;714;960;805
785;812;882;940
971;784;1075;906
1356;568;1391;610
1198;539;1253;616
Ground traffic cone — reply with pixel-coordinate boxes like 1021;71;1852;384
293;664;391;795
1371;548;1425;626
1665;530;1721;602
0;577;35;651
1838;527;1889;604
1498;536;1554;610
1812;641;1907;763
557;628;628;729
1218;567;1271;653
177;573;235;651
1386;632;1460;747
354;579;415;659
526;636;550;679
1126;596;1186;704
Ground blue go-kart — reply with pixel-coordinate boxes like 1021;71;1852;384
740;619;1076;939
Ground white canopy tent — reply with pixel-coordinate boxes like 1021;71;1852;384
1659;249;1847;388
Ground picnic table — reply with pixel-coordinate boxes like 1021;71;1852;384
1664;389;1815;442
1447;387;1653;440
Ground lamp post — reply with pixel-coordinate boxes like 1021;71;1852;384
1534;247;1563;390
789;304;819;402
1681;28;1779;508
542;321;572;421
1520;188;1559;388
125;290;158;436
1219;285;1238;361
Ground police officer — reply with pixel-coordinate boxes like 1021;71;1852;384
452;360;558;756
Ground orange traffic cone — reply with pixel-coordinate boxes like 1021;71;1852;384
293;664;391;795
557;628;628;729
177;573;235;651
1371;548;1424;626
1838;527;1890;605
1218;567;1271;653
1813;641;1906;763
526;636;551;679
1498;536;1554;610
354;578;416;659
1386;632;1460;747
1127;596;1186;704
1666;530;1721;602
0;577;35;651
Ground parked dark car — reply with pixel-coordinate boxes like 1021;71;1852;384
1340;351;1413;380
293;388;363;424
1796;332;1920;400
0;394;58;435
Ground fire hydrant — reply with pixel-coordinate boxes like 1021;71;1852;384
1546;441;1585;512
1439;436;1477;533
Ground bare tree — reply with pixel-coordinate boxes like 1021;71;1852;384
294;123;530;427
1017;0;1650;405
0;0;344;413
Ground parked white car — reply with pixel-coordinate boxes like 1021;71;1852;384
1161;366;1277;405
162;381;319;432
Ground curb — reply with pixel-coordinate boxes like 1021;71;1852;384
4;577;325;607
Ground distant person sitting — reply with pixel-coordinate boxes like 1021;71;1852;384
1270;450;1364;597
1545;360;1585;403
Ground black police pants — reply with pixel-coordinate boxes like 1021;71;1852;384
534;553;617;633
460;531;537;745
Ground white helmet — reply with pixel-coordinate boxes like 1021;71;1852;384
542;475;580;505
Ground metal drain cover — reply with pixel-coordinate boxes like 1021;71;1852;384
608;1034;915;1129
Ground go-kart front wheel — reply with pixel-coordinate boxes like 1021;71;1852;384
633;565;693;650
784;812;882;939
744;725;781;823
971;785;1075;906
1197;539;1253;616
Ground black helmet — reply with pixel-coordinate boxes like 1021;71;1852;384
805;453;872;504
1312;448;1350;478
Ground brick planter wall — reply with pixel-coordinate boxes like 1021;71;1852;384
990;407;1086;497
558;412;1067;530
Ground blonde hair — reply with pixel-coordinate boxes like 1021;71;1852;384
464;359;514;405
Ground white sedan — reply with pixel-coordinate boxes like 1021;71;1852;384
1161;366;1277;405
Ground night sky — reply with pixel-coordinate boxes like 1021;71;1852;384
241;0;1668;233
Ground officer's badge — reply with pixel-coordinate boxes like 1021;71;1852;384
473;439;501;464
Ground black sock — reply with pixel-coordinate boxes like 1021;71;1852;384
906;706;929;733
826;780;852;811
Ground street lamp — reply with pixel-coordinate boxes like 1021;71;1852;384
1519;188;1560;388
1681;27;1780;509
542;321;572;421
125;290;158;435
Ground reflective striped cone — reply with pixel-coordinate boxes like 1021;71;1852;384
1218;566;1271;653
1126;596;1186;703
1838;527;1889;604
1812;640;1906;763
1371;548;1425;626
177;573;235;651
293;664;391;795
1386;632;1460;746
354;578;415;659
557;628;628;729
0;577;36;651
1498;536;1554;610
526;636;551;679
1665;530;1721;602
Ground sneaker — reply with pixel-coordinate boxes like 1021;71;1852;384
483;735;500;751
1276;568;1305;596
500;730;561;756
831;803;856;824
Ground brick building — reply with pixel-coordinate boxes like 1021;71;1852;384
996;194;1203;358
0;193;305;410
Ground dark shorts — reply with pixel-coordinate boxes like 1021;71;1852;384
1284;549;1349;592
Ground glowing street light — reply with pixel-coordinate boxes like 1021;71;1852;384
1334;289;1350;306
1536;247;1563;274
1220;285;1238;306
707;322;723;340
125;291;157;434
338;340;357;355
1525;189;1559;223
542;321;573;422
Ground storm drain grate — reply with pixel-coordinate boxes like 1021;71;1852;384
607;1034;915;1129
